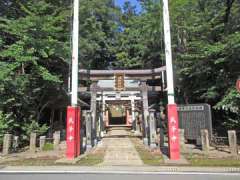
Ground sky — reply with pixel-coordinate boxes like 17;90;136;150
115;0;142;12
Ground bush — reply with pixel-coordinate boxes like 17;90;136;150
0;111;16;145
22;120;49;138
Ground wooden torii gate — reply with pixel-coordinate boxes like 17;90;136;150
79;66;166;146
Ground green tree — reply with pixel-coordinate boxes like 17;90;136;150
0;0;71;137
170;0;240;130
78;0;120;69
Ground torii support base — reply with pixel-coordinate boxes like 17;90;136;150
66;106;81;160
167;104;180;160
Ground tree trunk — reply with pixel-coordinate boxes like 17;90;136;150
49;109;55;137
224;0;235;24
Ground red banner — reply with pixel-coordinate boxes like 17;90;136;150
66;106;80;159
167;104;180;160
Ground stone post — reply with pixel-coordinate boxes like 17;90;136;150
126;109;131;126
228;130;238;155
80;128;85;154
201;129;210;153
2;134;12;155
149;109;157;149
81;110;87;128
131;99;136;131
105;110;109;127
99;111;104;138
134;111;141;135
12;136;19;152
101;93;106;135
30;132;37;153
81;110;87;152
90;81;98;145
53;131;61;150
97;111;104;140
132;110;137;132
141;81;149;145
139;114;143;134
179;129;186;152
39;136;46;151
59;110;63;130
86;110;93;150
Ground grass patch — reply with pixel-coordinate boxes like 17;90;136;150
187;156;240;167
131;138;163;166
76;148;105;166
0;147;105;166
42;143;54;151
0;157;58;166
0;153;104;166
76;154;104;166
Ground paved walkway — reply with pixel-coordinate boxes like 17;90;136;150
100;128;143;166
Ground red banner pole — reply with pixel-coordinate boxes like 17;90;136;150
66;106;80;159
167;104;180;160
162;0;180;160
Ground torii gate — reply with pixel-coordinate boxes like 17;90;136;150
66;0;180;160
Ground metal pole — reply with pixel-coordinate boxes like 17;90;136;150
163;0;175;104
71;0;79;106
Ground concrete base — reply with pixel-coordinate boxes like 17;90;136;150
162;154;189;165
86;145;93;151
143;138;148;146
56;148;91;165
55;157;80;164
100;131;104;138
134;131;141;136
97;140;103;147
150;143;157;149
94;139;98;146
196;137;202;146
82;137;87;150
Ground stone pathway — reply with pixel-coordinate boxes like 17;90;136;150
100;127;143;166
